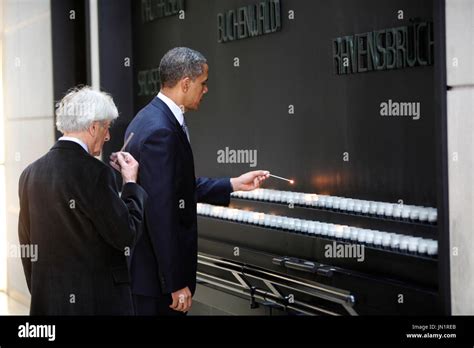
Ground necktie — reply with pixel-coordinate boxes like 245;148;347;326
182;118;191;143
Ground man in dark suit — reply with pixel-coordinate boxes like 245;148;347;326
18;86;148;315
122;47;269;315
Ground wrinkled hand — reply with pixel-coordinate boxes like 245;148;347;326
109;152;139;184
170;286;192;312
230;170;270;191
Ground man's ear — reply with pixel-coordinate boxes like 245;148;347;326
88;121;98;137
181;78;191;93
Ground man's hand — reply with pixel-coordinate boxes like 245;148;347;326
170;286;192;312
109;152;139;184
230;170;270;191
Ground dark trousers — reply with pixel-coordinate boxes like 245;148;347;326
133;294;187;316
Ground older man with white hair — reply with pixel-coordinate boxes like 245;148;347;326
18;86;148;315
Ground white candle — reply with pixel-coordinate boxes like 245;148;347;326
427;241;438;255
319;196;327;208
369;202;378;214
274;192;282;203
340;199;348;210
303;194;313;206
410;208;421;221
269;216;277;228
262;190;270;201
308;221;316;234
400;237;410;251
326;197;334;209
357;229;367;243
232;209;239;221
297;193;306;205
249;212;257;223
366;231;374;244
335;225;344;238
350;227;359;241
382;234;391;247
419;209;429;222
244;212;252;223
281;217;290;229
392;206;402;218
417;241;428;254
321;223;329;236
315;222;322;234
408;237;419;252
288;219;296;231
428;209;438;223
261;214;268;226
266;190;274;202
361;202;370;214
295;219;302;232
384;204;394;217
328;224;336;237
236;211;243;222
401;207;411;219
373;232;383;246
347;199;355;212
390;235;401;249
353;200;362;213
311;194;320;207
342;226;351;239
376;204;385;216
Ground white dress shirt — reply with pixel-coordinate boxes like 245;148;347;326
158;92;184;126
58;136;89;154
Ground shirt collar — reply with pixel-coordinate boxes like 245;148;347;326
158;92;185;126
58;136;89;154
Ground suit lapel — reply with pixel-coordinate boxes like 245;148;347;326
151;97;193;156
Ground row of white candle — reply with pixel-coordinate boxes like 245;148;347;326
231;189;438;223
197;203;438;256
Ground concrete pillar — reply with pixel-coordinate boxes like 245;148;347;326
446;0;474;315
1;0;55;306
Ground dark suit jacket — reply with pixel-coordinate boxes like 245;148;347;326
126;97;232;297
18;140;147;315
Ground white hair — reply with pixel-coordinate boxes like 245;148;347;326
55;86;119;133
